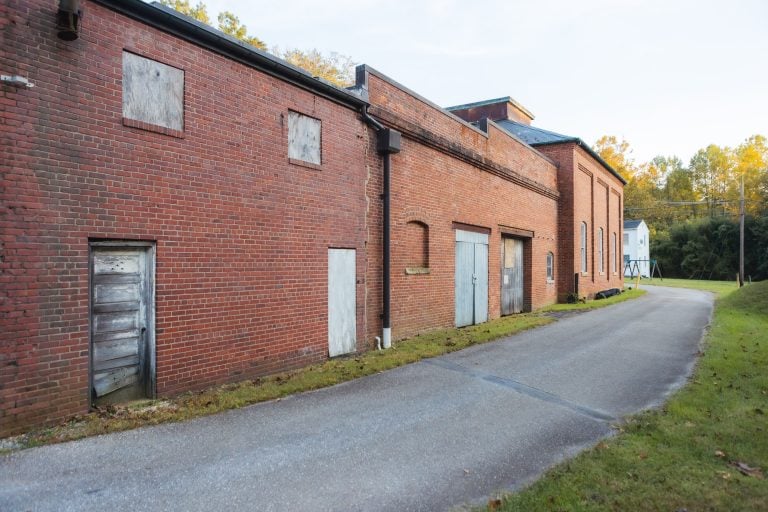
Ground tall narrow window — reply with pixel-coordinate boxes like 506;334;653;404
612;232;617;274
598;228;604;274
546;252;554;282
580;222;588;274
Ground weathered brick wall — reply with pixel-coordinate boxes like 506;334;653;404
535;144;576;300
1;0;369;435
363;70;559;340
538;143;625;299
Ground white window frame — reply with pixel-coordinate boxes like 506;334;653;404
580;222;588;274
598;228;604;274
546;251;554;282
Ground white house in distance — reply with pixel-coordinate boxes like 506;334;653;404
624;219;650;277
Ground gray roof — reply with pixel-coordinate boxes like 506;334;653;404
624;220;644;229
494;119;577;145
492;119;626;185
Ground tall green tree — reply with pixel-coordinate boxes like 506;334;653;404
158;0;210;24
217;11;267;50
280;48;355;86
157;1;355;86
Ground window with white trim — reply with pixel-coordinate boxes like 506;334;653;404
546;252;554;282
580;222;588;274
598;228;604;274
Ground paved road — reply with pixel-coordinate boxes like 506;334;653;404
1;286;712;512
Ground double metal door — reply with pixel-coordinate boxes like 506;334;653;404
455;230;489;327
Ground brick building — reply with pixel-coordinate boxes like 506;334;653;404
1;0;623;435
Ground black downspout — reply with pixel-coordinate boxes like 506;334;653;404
361;106;400;348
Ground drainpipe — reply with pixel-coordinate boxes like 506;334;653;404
361;106;401;349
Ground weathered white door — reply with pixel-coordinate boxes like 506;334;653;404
328;248;356;357
90;245;154;404
455;230;489;327
501;237;524;315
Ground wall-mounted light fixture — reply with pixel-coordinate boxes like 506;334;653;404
56;0;81;41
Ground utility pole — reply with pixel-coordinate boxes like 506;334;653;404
739;174;745;287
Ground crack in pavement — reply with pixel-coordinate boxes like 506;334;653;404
422;358;616;423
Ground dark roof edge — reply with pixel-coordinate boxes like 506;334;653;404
531;139;627;185
93;0;368;110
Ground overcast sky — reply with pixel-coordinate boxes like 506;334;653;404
180;0;767;164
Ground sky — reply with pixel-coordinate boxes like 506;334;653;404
171;0;767;164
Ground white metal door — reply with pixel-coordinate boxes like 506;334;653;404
90;245;154;404
455;230;489;327
328;249;356;357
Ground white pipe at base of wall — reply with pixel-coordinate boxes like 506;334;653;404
382;328;392;349
375;336;382;350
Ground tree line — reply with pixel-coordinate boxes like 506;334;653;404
158;0;355;86
595;135;768;280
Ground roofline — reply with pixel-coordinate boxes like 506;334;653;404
531;139;627;185
356;65;489;138
445;96;535;121
93;0;368;110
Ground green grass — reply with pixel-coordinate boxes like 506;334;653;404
543;288;645;313
625;277;739;297
1;288;642;452
490;279;768;511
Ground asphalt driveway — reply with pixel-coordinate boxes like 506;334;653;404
0;285;713;511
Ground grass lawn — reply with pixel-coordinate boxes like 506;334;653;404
625;276;740;297
2;288;641;452
489;279;768;511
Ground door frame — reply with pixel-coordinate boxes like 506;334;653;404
88;240;156;405
500;236;525;315
454;228;489;327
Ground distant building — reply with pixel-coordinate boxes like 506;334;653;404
623;220;650;277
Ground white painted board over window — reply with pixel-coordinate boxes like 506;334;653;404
328;249;356;357
288;111;321;165
122;52;184;131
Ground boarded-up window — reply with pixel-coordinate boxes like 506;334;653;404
288;111;321;165
405;221;429;269
122;52;184;131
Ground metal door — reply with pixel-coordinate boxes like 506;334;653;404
90;245;154;404
454;230;489;327
501;237;524;315
328;248;356;357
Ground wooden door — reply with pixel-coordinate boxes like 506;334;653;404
328;248;356;357
501;237;524;315
90;245;154;404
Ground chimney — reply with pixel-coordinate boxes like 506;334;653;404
446;96;534;126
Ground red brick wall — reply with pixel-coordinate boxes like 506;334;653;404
363;70;559;340
538;143;624;299
1;1;369;434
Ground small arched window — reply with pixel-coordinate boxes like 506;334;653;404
580;222;588;274
546;252;554;282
